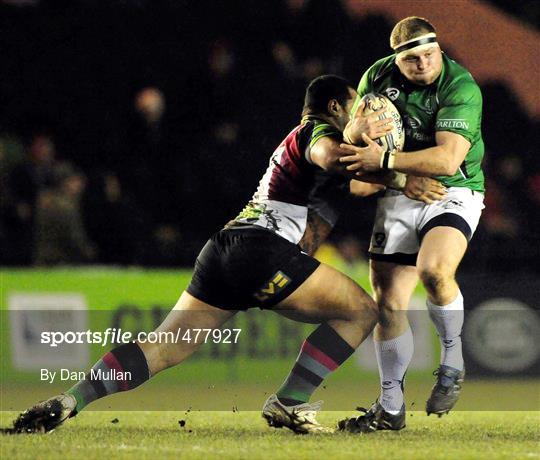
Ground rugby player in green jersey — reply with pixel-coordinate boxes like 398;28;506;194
11;75;442;435
338;17;485;433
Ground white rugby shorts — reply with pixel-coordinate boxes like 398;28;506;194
368;187;485;266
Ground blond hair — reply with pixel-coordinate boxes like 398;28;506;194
390;17;436;50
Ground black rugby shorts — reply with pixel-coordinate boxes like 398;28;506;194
187;226;320;310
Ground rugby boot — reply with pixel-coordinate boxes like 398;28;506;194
426;365;465;416
337;401;406;433
12;394;77;433
262;394;333;434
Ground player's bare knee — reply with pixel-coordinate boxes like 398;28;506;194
419;264;454;296
345;291;378;328
377;305;392;328
377;302;407;328
370;272;392;299
364;297;379;328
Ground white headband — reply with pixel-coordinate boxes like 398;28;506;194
393;32;438;57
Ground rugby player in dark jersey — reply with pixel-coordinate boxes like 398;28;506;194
12;75;443;435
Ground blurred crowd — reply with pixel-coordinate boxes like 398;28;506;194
1;0;539;272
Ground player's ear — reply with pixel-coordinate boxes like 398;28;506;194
327;99;339;115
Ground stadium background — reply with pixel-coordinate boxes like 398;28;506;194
1;0;539;413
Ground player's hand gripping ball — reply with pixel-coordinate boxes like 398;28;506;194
360;93;405;154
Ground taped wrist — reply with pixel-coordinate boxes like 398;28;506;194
380;150;396;169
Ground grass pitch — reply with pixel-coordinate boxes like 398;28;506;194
1;410;539;460
2;380;539;459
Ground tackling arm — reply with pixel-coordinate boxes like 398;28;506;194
338;131;470;177
309;136;371;178
309;135;447;202
309;136;403;193
350;172;447;204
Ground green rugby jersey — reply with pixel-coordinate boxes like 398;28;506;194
355;53;485;192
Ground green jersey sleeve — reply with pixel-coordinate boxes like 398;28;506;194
309;121;341;148
302;118;342;165
436;81;482;145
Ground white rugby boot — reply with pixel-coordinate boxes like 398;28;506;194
262;394;333;434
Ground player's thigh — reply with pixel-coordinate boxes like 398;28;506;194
417;226;468;279
140;291;236;353
274;263;377;324
156;291;237;333
369;259;418;311
138;292;237;373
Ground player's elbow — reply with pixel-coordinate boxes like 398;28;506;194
442;162;459;176
427;159;456;176
448;166;460;176
437;147;464;176
436;136;469;176
444;156;465;176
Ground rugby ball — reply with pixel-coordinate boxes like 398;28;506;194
361;93;405;153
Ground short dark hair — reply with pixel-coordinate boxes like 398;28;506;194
390;16;436;50
302;75;352;117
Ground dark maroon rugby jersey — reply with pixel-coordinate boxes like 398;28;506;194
233;117;347;244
